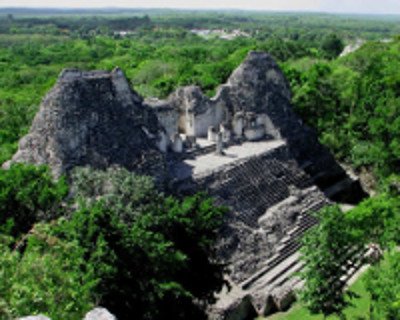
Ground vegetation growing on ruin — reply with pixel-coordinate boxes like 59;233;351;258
299;190;400;318
299;205;362;318
0;164;68;236
0;166;226;319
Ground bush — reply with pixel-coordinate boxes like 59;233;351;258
299;205;362;318
57;167;226;319
364;250;400;319
321;33;344;59
0;164;68;236
346;193;400;247
0;225;96;320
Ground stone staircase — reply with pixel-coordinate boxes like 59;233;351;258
201;153;313;228
211;203;367;318
241;201;324;293
171;140;366;319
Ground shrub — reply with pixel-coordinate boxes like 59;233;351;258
58;167;226;319
0;164;68;236
0;224;96;320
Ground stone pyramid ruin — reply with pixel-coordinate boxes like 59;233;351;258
4;51;367;319
3;67;166;179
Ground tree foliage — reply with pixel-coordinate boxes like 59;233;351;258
0;164;68;236
299;205;362;318
0;165;226;319
0;225;95;320
364;250;400;320
346;193;400;247
300;191;400;318
286;38;400;181
321;33;344;59
55;167;226;319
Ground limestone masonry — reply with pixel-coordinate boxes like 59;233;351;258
4;51;366;319
4;67;166;179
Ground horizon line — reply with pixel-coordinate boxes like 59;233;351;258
1;7;400;16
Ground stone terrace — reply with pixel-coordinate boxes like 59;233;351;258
170;139;285;180
170;139;339;318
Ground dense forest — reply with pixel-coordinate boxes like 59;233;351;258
0;10;399;319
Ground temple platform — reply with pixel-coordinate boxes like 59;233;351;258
171;139;286;180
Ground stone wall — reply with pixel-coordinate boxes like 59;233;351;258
150;51;348;189
145;98;179;138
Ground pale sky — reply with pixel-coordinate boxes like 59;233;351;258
1;0;400;15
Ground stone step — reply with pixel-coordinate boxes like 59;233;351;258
250;252;302;292
274;262;304;289
282;217;318;243
280;216;317;245
243;236;364;300
286;225;300;237
242;200;327;289
277;215;317;246
300;199;327;215
275;238;302;258
241;248;300;290
293;279;305;291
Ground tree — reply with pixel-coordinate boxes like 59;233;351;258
0;164;68;236
57;167;226;320
364;250;400;320
346;193;400;247
299;205;362;318
291;63;340;130
0;224;96;319
321;33;344;59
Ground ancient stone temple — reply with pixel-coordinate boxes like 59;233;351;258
146;51;348;185
4;51;366;319
3;68;167;180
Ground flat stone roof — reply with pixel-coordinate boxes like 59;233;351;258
172;139;286;180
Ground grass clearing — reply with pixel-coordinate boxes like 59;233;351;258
260;273;371;320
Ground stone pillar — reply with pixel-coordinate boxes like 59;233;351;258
185;109;196;136
185;135;197;149
215;132;224;155
172;133;183;153
256;114;266;126
233;113;244;137
220;124;232;143
156;132;169;153
264;115;280;139
208;126;217;142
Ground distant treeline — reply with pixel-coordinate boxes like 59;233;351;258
0;14;152;35
1;10;400;40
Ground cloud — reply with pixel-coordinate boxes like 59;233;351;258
319;0;400;14
1;0;320;10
